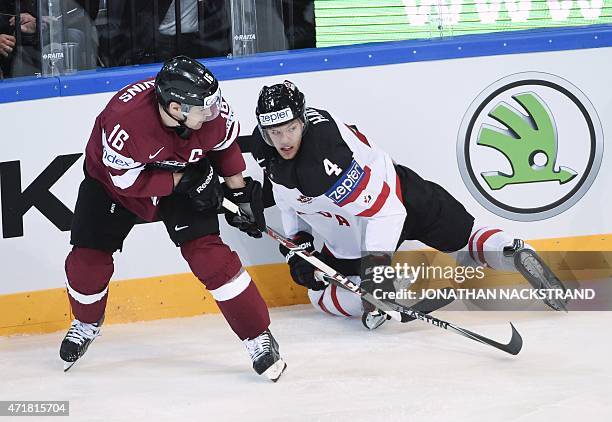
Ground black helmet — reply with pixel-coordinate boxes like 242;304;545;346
155;55;220;109
256;80;306;145
155;56;222;138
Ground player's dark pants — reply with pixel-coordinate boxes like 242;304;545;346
394;165;520;270
394;165;475;252
65;175;270;340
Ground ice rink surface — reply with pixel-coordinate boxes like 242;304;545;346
1;306;611;422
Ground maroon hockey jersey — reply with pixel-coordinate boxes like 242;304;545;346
84;78;244;221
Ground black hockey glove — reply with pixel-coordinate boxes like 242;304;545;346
174;162;224;212
360;253;393;280
279;231;327;291
359;253;396;295
223;177;266;238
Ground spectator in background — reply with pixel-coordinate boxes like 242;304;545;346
283;0;315;50
0;1;40;79
99;0;230;67
156;0;203;61
62;0;100;70
97;0;142;66
156;0;233;61
0;20;18;77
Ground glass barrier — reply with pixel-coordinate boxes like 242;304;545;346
230;0;288;57
38;0;98;76
1;1;611;80
0;0;316;80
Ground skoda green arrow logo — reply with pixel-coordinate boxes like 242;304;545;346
458;72;603;221
479;92;577;190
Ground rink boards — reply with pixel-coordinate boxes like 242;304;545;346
0;26;611;335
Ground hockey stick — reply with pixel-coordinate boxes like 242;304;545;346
223;198;523;356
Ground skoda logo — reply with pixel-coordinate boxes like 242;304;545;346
457;72;603;221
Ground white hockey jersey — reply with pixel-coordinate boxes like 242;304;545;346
250;108;407;259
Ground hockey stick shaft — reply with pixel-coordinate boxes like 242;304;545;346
223;198;523;355
316;274;522;355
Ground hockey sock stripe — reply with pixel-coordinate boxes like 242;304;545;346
330;284;352;317
317;292;335;315
209;269;251;302
65;280;108;305
477;229;503;267
357;182;390;217
468;227;485;262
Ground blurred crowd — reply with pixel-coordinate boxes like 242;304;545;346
0;0;315;79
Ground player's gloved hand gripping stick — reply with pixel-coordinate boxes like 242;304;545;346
174;161;224;211
223;198;523;356
222;177;266;238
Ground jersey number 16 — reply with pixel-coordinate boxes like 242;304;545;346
108;124;130;151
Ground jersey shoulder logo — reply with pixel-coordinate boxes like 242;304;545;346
324;160;366;206
297;194;314;204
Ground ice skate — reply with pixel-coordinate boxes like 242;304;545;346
60;317;103;372
505;239;569;312
359;277;397;330
244;330;287;382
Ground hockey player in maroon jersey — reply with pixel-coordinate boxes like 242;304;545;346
59;56;286;381
244;80;568;330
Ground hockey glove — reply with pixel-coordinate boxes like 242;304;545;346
223;177;266;238
279;231;327;291
174;162;224;212
358;254;391;306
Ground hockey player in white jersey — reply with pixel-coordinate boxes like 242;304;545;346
244;80;568;329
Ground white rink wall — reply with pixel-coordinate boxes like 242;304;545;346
0;45;610;295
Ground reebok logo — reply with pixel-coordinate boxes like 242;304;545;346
196;169;214;194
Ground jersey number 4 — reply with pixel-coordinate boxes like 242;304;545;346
324;158;342;176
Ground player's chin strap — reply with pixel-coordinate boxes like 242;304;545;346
174;124;192;140
222;197;523;356
163;105;192;139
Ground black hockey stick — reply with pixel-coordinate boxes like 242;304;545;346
320;274;522;354
223;199;523;356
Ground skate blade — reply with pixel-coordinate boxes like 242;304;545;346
514;250;569;313
63;360;77;372
263;359;287;382
62;334;99;373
